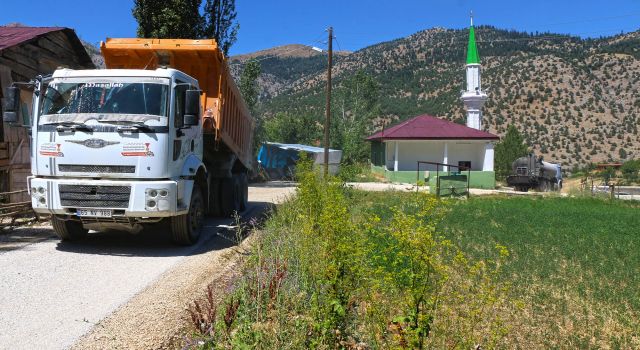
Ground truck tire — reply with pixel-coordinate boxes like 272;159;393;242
239;173;248;211
233;175;244;212
207;177;222;217
220;177;238;217
52;216;88;241
539;179;548;192
171;186;204;245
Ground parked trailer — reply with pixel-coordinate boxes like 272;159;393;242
507;154;562;192
3;38;254;244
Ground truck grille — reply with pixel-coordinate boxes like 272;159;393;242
58;165;136;174
59;185;131;208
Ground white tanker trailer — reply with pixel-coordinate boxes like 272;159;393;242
506;154;562;192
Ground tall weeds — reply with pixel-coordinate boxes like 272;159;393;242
185;159;512;349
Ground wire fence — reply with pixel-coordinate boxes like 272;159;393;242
0;190;37;230
416;161;471;198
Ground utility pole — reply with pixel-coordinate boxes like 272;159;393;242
323;26;333;178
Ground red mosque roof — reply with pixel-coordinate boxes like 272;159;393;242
367;114;499;141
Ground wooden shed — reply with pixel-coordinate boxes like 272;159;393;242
0;26;94;202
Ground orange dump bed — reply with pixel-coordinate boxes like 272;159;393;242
100;38;254;169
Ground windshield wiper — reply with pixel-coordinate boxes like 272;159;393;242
98;120;153;132
45;121;93;132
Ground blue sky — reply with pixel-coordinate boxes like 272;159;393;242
2;0;640;55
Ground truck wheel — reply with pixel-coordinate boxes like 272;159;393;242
208;177;222;217
539;180;548;192
239;173;248;211
52;216;88;241
220;177;238;217
234;175;244;212
171;187;204;245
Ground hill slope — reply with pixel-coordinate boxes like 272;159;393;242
231;26;640;170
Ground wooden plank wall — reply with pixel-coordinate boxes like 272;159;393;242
0;30;94;201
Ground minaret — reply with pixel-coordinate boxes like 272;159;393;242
461;13;488;130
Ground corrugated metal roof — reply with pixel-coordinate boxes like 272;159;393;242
265;142;340;154
366;114;499;141
0;26;65;51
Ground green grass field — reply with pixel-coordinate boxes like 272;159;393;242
187;179;639;349
356;192;640;348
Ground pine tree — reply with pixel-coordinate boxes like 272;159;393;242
201;0;239;56
333;70;382;163
132;0;202;39
239;59;262;153
494;125;529;180
239;59;261;114
132;0;239;55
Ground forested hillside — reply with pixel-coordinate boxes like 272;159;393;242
231;26;640;170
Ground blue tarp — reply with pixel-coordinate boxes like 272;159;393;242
257;142;341;179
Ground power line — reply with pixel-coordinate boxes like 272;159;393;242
228;30;328;65
323;26;333;178
334;34;344;52
228;44;320;66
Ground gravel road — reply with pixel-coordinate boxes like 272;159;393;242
0;183;296;350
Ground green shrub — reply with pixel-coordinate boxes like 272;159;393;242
336;163;378;182
621;159;640;184
185;160;512;349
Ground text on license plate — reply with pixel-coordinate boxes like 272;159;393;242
78;209;112;217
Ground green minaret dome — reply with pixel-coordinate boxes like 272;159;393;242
466;24;480;64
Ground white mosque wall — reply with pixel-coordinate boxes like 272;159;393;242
384;140;492;172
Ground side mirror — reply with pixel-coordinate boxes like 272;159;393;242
2;86;20;123
183;89;201;126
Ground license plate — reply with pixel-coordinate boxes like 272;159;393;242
78;209;112;218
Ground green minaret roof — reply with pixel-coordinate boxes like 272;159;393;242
466;23;480;64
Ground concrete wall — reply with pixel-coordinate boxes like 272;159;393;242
383;140;491;172
372;164;496;189
447;142;486;171
428;170;495;190
399;141;444;171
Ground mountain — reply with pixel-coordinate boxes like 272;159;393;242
230;26;640;170
81;40;105;68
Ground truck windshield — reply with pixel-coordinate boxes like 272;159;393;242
39;82;169;122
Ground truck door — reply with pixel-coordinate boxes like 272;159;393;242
171;81;200;170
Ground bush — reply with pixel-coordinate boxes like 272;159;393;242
336;163;378;182
184;160;512;349
621;159;640;184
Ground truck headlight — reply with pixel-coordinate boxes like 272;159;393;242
146;188;170;211
32;186;47;206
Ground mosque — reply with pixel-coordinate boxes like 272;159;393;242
368;16;498;189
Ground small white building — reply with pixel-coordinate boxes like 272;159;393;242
367;115;498;188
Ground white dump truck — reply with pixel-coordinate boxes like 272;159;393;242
2;38;254;244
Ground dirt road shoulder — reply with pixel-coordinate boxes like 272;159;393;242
70;224;258;350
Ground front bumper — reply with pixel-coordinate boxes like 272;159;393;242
28;177;187;217
506;175;537;186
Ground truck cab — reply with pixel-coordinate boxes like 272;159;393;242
7;67;206;243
